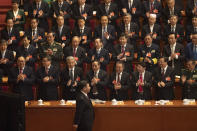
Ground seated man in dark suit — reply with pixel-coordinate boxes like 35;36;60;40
0;19;19;51
0;40;14;76
154;57;175;100
86;60;108;100
109;61;130;100
112;33;134;74
142;0;162;24
8;56;35;101
60;56;83;100
63;36;86;68
72;17;92;52
138;34;160;72
185;33;197;62
72;0;93;25
36;56;59;100
163;15;184;44
120;0;142;25
181;60;197;99
141;13;161;45
16;35;37;69
29;0;50;31
96;0;118;26
73;80;94;131
186;0;197;25
50;0;71;26
94;15;116;53
186;16;197;43
131;62;152;100
163;33;185;76
6;0;25;31
52;15;71;48
25;18;45;48
87;38;109;71
118;13;139;51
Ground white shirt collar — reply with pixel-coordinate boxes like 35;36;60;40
81;91;88;97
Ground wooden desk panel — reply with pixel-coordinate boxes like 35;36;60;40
26;101;197;131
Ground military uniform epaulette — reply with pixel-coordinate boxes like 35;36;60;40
55;42;61;46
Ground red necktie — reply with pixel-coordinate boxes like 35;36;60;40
20;69;23;74
73;48;76;57
138;73;143;93
121;46;125;53
150;2;154;12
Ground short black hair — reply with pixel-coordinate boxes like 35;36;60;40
168;33;177;39
0;39;8;45
78;80;88;90
138;62;146;68
42;55;52;61
159;56;168;63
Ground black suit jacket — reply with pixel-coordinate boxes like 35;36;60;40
186;0;196;24
113;44;134;74
141;23;161;45
0;27;19;51
163;43;185;75
0;49;14;75
154;66;175;100
25;27;45;48
109;72;130;100
87;48;109;70
36;65;59;100
60;66;83;100
63;46;86;68
96;2;118;25
72;26;92;51
186;25;197;42
8;66;35;101
52;25;71;47
29;1;49;31
163;24;184;44
16;45;37;68
142;0;162;23
120;0;141;24
131;71;152;100
86;69;108;100
94;24;116;52
74;91;94;131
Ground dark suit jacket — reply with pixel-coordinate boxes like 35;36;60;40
94;24;116;52
142;0;162;23
87;48;109;70
163;24;184;44
0;49;14;75
131;71;152;100
186;25;197;42
74;91;94;131
96;2;118;25
141;23;161;45
186;0;196;24
120;0;141;24
29;1;49;31
72;26;92;51
60;67;83;100
63;46;86;68
8;66;35;101
86;69;108;100
185;42;197;60
0;27;19;51
36;65;59;100
163;42;185;75
6;9;25;31
52;25;71;47
50;1;71;25
113;43;134;74
72;3;93;23
25;27;45;47
109;72;130;100
154;66;175;100
16;44;37;68
162;5;183;24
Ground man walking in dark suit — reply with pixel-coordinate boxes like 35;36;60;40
73;80;94;131
8;56;35;101
131;62;152;100
154;57;175;100
86;61;108;100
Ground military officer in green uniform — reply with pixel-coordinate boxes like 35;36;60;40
38;32;63;67
181;60;197;99
138;34;160;72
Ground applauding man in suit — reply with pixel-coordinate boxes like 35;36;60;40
73;80;94;131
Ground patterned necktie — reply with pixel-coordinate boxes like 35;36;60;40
138;73;143;93
73;48;76;57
